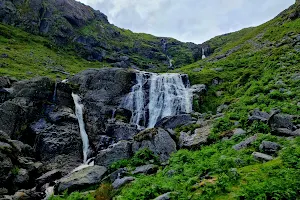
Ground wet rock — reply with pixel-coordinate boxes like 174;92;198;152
131;164;158;175
95;135;115;151
132;128;176;162
259;141;281;154
105;122;139;141
95;141;132;167
55;165;107;194
233;135;257;150
112;177;135;189
252;152;273;161
179;125;211;149
35;169;63;191
47;106;77;123
155;114;194;129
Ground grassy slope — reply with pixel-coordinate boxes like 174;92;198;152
0;23;109;80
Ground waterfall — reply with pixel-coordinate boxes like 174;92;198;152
72;93;89;163
202;48;206;59
121;71;192;128
167;55;173;69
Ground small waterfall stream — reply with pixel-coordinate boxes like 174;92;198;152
121;71;192;128
202;48;206;59
72;93;90;163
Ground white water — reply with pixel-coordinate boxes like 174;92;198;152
72;93;89;163
121;71;192;128
202;48;206;59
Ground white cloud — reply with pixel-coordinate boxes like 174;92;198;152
77;0;295;43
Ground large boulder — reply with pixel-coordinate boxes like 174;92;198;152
233;135;257;151
35;169;63;191
179;124;211;149
132;128;176;162
259;141;281;154
155;114;195;129
131;164;158;175
248;109;270;123
112;177;135;189
55;165;107;194
252;152;273;162
105;122;140;141
95;141;132;167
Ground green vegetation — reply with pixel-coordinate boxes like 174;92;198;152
0;23;106;80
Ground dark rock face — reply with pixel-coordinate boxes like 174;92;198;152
155;114;194;129
95;141;133;167
70;68;135;143
35;169;63;191
132;128;176;162
248;109;270;123
105;122;140;141
55;165;107;194
0;77;54;139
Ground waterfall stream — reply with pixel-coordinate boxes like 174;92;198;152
121;71;192;128
202;48;206;59
72;93;90;163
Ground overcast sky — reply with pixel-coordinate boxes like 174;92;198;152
78;0;294;44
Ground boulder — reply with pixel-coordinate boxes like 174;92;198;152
55;165;107;194
112;177;135;189
252;152;273;161
154;192;172;200
131;164;158;175
259;141;281;154
233;135;257;151
12;188;44;200
232;128;246;136
0;152;13;186
269;114;295;130
179;125;211;149
0;77;11;88
47;106;77;123
132;128;176;162
248;109;270;123
155;114;194;129
95;141;132;167
105;122;139;141
95;135;116;151
107;168;128;183
35;169;63;191
12;169;30;190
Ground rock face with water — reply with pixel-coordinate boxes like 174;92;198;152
121;71;192;128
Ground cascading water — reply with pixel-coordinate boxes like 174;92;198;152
202;48;206;59
72;93;90;163
121;71;192;128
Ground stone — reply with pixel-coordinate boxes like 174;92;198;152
112;177;135;189
252;152;273;161
47;106;77;123
105;122;139;141
269;114;295;131
131;164;158;175
233;135;257;150
154;192;172;200
217;104;228;113
248;109;270;123
95;141;132;167
55;165;107;194
0;77;11;88
233;128;246;136
259;141;281;154
35;169;63;191
108;168;128;183
132;128;176;162
154;114;194;129
179;125;211;149
12;169;30;190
